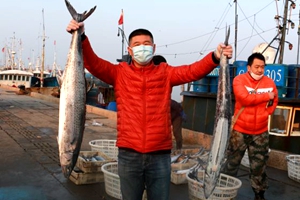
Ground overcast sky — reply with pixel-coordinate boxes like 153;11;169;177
1;0;299;101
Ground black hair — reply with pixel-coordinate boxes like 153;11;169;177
128;29;154;44
153;55;167;65
247;52;266;66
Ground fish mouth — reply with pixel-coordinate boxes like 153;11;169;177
61;165;73;178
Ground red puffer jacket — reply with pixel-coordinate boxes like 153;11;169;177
82;37;218;153
233;72;278;135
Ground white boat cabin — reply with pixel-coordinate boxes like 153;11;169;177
33;70;51;78
0;70;33;88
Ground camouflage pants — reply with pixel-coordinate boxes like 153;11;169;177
222;130;269;194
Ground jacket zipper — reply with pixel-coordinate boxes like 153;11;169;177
142;68;146;152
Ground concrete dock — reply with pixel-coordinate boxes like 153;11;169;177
0;86;299;200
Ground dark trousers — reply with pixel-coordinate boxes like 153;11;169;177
172;116;183;149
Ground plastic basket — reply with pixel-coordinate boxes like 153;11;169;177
101;162;122;199
101;162;147;200
186;170;242;200
286;155;300;183
89;139;118;160
171;160;197;185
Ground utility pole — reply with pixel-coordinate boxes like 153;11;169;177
278;0;289;64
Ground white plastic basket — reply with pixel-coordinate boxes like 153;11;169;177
101;162;147;200
286;155;300;183
101;162;122;199
89;139;118;160
186;170;242;200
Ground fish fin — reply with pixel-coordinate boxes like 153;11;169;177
65;0;96;22
65;0;78;20
86;77;94;93
81;6;97;22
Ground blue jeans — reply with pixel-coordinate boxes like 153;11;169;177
118;148;171;200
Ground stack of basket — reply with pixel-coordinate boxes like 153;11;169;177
89;139;118;160
69;151;114;185
286;155;300;183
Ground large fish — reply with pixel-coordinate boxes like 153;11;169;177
204;27;232;198
58;0;96;178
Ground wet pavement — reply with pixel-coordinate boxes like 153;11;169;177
0;86;300;200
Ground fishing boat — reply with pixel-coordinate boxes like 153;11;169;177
28;9;61;90
33;68;51;79
0;69;33;88
30;66;60;88
0;34;34;89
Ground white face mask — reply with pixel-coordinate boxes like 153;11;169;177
131;45;153;65
250;71;264;80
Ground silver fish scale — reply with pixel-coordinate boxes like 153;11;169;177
216;54;232;119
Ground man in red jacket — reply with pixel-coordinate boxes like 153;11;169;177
67;20;233;200
222;53;278;200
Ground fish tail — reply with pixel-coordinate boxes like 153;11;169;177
65;0;97;22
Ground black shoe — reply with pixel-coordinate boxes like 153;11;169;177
254;192;266;200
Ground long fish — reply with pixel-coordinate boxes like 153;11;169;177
203;27;232;198
58;0;96;178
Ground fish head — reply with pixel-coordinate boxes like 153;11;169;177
60;152;76;178
61;165;73;178
203;171;218;199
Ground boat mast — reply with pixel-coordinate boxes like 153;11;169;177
41;8;46;87
278;0;289;64
117;9;130;62
10;32;16;70
18;39;23;70
52;40;57;77
2;43;7;69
